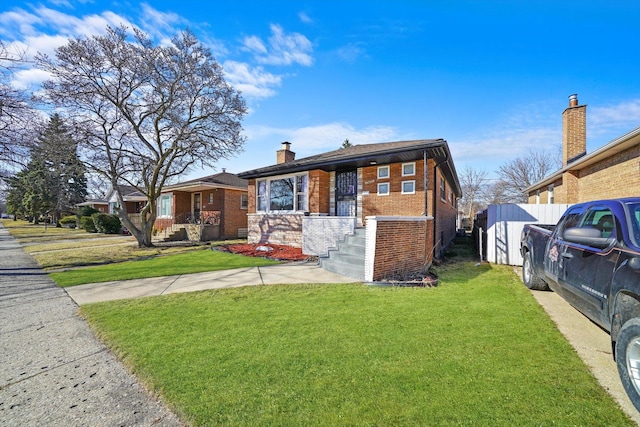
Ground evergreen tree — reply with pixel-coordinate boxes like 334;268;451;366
6;114;87;223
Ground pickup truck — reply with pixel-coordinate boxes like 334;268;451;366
520;198;640;411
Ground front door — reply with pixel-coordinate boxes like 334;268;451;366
335;170;357;216
193;193;201;222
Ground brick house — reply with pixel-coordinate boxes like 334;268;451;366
526;94;640;204
154;171;248;241
238;140;461;281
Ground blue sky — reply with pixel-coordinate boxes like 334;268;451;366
2;0;640;182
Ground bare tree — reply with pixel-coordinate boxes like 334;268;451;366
0;41;36;176
493;148;560;203
459;166;488;221
37;26;247;247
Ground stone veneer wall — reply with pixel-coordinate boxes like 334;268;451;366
302;216;356;256
247;213;303;247
364;216;434;282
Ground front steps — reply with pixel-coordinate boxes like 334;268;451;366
319;228;365;281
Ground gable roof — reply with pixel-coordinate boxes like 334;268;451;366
163;171;248;192
525;125;640;193
238;139;461;196
106;185;147;202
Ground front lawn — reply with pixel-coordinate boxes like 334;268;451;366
51;250;279;287
82;261;633;426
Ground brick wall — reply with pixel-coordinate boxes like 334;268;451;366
309;170;330;214
364;216;434;282
361;160;428;221
576;144;640;201
222;189;248;238
529;143;640;204
247;213;303;247
173;191;191;219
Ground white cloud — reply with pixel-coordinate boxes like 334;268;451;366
246;122;399;155
0;3;298;103
243;24;313;66
589;99;640;136
139;3;186;42
222;60;282;99
11;68;52;89
335;43;365;63
298;12;313;24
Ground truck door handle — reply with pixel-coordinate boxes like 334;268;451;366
561;253;573;259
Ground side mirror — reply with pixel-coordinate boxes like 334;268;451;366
563;227;616;249
628;257;640;270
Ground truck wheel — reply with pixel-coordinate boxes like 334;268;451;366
522;252;549;291
615;318;640;412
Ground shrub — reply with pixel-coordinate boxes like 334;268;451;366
77;206;99;218
80;216;97;233
92;213;122;234
59;215;77;228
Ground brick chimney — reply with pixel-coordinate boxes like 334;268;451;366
277;141;295;164
562;94;587;166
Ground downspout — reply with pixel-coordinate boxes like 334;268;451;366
423;150;428;216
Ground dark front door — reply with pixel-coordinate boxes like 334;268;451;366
335;170;357;216
193;193;201;222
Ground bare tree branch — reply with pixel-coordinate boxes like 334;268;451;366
36;26;247;247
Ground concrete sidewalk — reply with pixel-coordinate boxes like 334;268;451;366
0;224;182;427
66;262;360;306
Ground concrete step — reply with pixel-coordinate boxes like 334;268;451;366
319;256;364;281
319;228;366;280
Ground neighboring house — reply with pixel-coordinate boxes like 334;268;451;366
238;140;461;281
76;198;109;213
155;170;248;241
77;186;144;220
526;94;640;204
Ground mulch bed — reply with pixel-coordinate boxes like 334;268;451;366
217;243;309;261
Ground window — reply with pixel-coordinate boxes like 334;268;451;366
240;193;248;209
378;182;390;195
536;190;540;204
256;174;308;212
377;166;389;179
296;175;308;211
257;180;267;211
159;194;172;217
401;180;415;194
402;162;415;176
440;176;446;200
548;184;554;204
270;177;294;210
209;193;214;204
579;206;616;239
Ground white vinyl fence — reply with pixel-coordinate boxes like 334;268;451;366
475;204;570;266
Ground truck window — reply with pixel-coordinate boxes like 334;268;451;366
579;206;616;239
626;202;640;247
556;206;584;237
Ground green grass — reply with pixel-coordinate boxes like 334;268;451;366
50;249;279;287
81;261;633;426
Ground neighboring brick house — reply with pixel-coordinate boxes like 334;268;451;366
526;94;640;204
238;140;461;281
155;171;248;240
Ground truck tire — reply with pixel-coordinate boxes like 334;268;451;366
615;318;640;412
522;251;549;291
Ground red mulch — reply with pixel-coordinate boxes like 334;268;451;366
220;243;308;261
